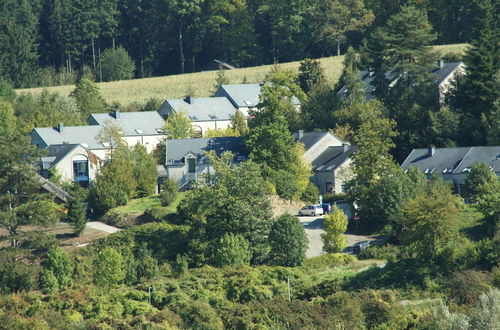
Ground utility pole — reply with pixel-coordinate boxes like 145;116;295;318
148;286;152;305
287;277;291;302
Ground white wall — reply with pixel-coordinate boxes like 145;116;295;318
123;134;166;153
194;120;233;135
53;146;102;184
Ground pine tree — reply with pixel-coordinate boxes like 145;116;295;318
297;58;325;94
131;144;157;198
231;110;248;136
67;195;86;236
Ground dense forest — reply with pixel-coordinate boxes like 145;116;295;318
0;0;493;88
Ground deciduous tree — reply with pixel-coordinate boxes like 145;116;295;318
322;206;347;253
269;214;308;266
164;110;194;139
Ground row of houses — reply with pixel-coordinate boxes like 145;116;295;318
30;63;498;201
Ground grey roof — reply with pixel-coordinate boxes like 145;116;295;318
46;144;81;168
160;97;236;121
166;137;248;163
312;145;356;171
214;84;263;108
214;83;301;109
401;146;500;175
33;125;105;150
337;62;463;100
88;111;165;136
294;131;333;151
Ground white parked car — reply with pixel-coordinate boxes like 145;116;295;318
298;205;324;216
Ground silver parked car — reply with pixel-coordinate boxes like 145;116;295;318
298;204;324;216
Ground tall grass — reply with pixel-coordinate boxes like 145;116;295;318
17;44;467;107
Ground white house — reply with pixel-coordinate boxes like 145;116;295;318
39;144;102;187
401;145;500;200
158;96;237;136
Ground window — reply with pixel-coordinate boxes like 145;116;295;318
73;160;89;180
188;158;196;173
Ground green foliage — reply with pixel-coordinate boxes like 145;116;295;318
203;127;239;137
211;233;251;267
268;214;308;267
322;206;348;253
177;153;272;265
100;46;135;82
93;247;125;287
301;182;319;203
172;254;188;278
465;163;498;201
131;144;157;198
231;110;248;136
39;270;59;294
0;251;38;293
43;247;72;289
164;110;194;139
297;58;325;93
449;270;493;305
0;77;15;102
70;79;107;119
67;195;86;236
90;146;136;214
135;244;159;280
396;181;463;262
213;68;229;91
159;179;178;207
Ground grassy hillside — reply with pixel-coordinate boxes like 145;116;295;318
17;44;467;107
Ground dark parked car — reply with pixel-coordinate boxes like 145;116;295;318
353;241;371;253
321;203;332;214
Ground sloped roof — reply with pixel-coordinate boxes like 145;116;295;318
166;137;248;163
214;83;301;108
33;125;104;150
401;146;500;175
294;131;334;151
160;97;236;121
312;145;356;171
88;111;165;136
337;62;463;100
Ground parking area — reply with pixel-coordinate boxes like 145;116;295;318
297;215;386;258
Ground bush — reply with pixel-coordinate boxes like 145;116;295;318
269;214;308;267
93;247;126;287
358;244;402;262
100;46;135;81
322;206;348;253
172;255;189;278
160;179;178;207
100;210;136;228
301;182;319;203
211;233;251;267
39;270;58;293
450;270;492;305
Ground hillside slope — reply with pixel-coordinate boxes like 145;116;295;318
17;44;467;107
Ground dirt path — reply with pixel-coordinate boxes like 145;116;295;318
85;222;121;234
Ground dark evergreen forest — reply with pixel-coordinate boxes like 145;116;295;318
0;0;489;88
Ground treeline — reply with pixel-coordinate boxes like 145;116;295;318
0;0;491;88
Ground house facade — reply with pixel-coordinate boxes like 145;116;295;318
158;96;236;136
294;131;354;194
401;145;500;200
159;137;248;189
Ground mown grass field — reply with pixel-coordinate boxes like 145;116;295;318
111;192;186;215
17;44;467;107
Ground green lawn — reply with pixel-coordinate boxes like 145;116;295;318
112;192;186;215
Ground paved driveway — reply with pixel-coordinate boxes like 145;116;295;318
297;215;386;258
86;221;121;234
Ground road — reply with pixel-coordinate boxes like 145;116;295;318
85;221;121;234
297;215;383;258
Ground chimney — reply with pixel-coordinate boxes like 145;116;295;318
342;142;349;153
184;96;192;104
113;110;120;119
298;130;304;140
428;145;436;157
56;123;64;133
438;59;444;69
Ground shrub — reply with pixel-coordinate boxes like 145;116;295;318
268;214;308;267
301;182;319;203
43;246;72;289
39;270;58;293
211;233;251;267
450;270;492;305
322;206;348;253
160;179;178;207
172;254;188;278
93;247;126;287
358;244;402;262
